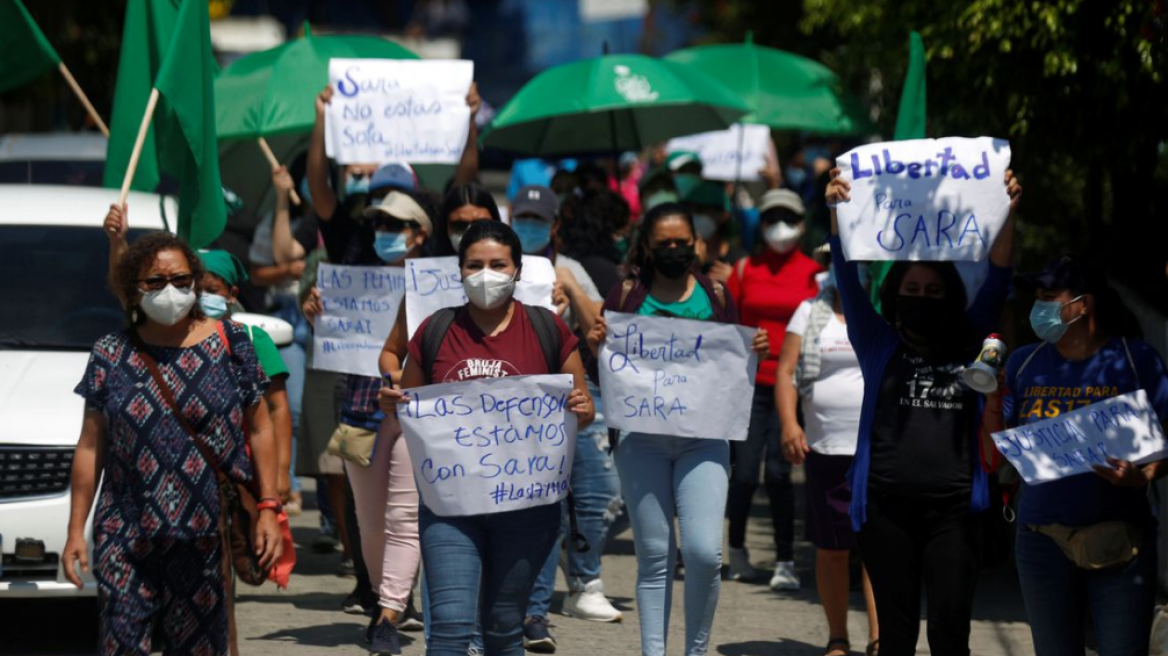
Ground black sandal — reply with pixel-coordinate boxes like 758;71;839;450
866;639;879;656
824;638;850;656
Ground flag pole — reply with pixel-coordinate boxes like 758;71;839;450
119;88;161;208
57;62;110;137
257;137;302;206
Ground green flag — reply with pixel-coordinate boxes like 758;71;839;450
870;31;927;310
103;0;225;247
0;0;61;93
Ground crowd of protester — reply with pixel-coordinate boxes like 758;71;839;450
63;80;1168;656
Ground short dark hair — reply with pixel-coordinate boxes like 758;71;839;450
457;221;523;273
110;232;207;326
631;202;694;281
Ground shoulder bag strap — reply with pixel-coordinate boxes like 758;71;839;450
1122;338;1141;388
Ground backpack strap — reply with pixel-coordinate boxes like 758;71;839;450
618;279;635;312
420;308;459;385
1122;337;1141;388
524;305;562;374
1015;342;1046;381
712;281;727;311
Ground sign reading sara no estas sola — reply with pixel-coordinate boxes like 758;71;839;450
992;390;1168;485
398;374;577;516
599;312;758;441
834;136;1011;262
325;58;474;165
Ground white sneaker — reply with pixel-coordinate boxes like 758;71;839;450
770;561;801;591
562;579;622;623
728;547;757;581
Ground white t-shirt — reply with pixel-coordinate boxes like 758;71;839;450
786;300;864;455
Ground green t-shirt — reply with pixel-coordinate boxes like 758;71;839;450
244;324;289;380
637;283;714;320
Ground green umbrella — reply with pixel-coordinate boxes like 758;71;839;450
480;53;749;156
666;33;867;135
215;24;419;140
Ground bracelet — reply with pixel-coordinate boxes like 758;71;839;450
257;498;283;514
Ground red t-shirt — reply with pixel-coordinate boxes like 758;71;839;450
408;300;579;384
727;249;824;387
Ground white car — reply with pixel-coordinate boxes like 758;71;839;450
0;184;176;598
0;133;108;187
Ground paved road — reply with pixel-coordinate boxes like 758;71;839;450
1;480;1035;655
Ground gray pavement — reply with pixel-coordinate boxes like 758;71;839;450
0;479;1036;655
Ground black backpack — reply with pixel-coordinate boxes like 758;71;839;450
416;303;589;552
419;304;561;384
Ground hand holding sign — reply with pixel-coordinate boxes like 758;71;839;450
832;137;1012;261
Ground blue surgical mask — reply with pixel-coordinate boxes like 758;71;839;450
785;166;808;189
345;175;370;198
199;293;229;319
514;218;552;254
374;231;412;263
1029;295;1084;343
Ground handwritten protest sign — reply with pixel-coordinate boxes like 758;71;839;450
404;255;557;337
313;264;405;377
399;374;577;516
325;58;474;165
665;124;771;182
992;390;1168;485
834;137;1012;262
598;312;758;441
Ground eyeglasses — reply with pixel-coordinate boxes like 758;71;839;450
371;216;419;233
137;273;194;292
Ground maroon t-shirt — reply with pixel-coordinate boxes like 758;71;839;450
408;300;579;384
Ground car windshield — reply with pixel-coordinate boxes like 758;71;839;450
0;226;152;350
0;160;106;187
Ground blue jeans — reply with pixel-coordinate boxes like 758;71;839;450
527;390;623;618
615;433;729;656
420;503;560;656
1016;521;1157;655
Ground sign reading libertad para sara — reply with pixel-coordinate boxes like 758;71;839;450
834;137;1012;262
599;312;758;441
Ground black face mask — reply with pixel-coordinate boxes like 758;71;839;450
896;295;948;344
651;244;695;279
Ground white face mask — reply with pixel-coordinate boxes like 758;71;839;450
764;221;803;254
462;268;516;310
140;284;196;326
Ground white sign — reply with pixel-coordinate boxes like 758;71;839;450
404;255;557;338
312;264;405;377
666;124;771;182
992;390;1168;485
325;58;474;165
399;374;577;516
834;136;1012;261
598;312;758;440
580;0;648;21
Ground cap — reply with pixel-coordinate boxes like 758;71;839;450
680;179;729;211
364;191;433;233
759;189;805;215
665;150;703;174
1016;255;1100;293
369;163;417;192
511;185;558;222
199;250;249;288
